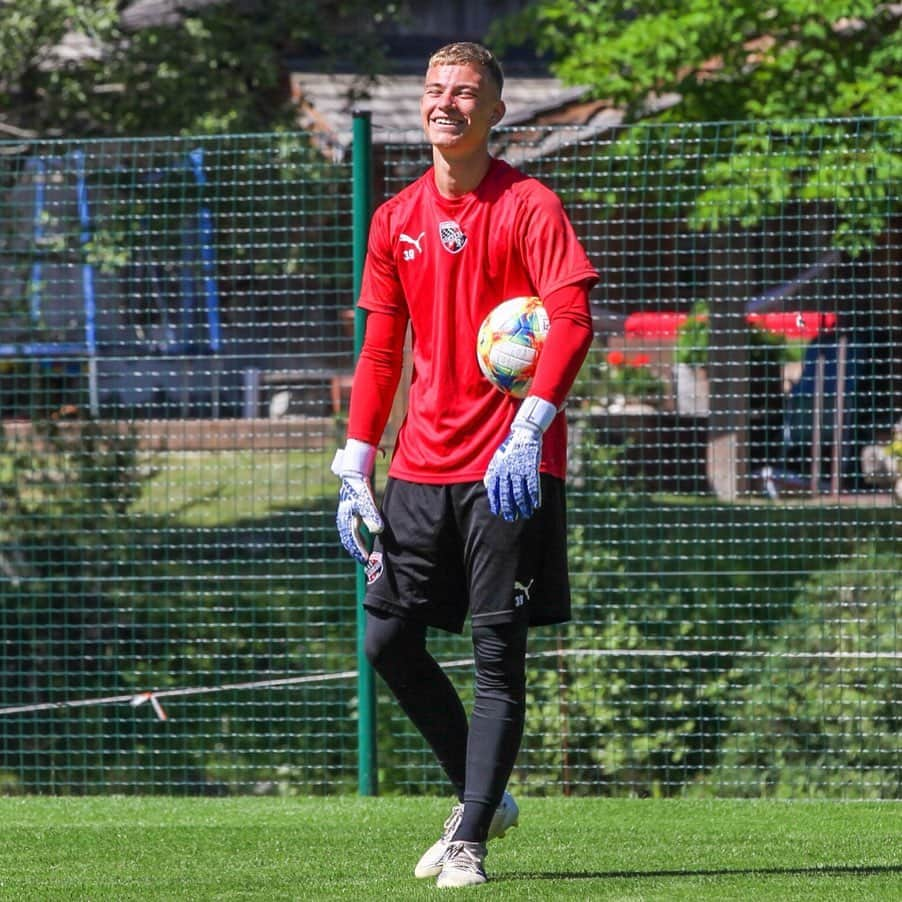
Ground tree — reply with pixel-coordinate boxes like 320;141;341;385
0;0;400;138
494;1;902;253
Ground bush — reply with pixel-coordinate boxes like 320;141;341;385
519;439;724;797
690;542;900;799
519;435;900;799
0;416;152;790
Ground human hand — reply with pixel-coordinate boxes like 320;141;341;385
484;396;557;521
485;425;542;520
332;440;383;564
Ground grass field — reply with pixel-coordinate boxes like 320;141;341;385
0;797;897;900
133;449;333;525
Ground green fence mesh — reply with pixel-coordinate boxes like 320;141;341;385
0;119;898;798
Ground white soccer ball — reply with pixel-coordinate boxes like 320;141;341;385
476;296;549;398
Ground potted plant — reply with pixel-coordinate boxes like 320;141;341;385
673;300;806;417
673;301;710;416
598;349;667;412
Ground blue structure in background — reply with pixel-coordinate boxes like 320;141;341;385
140;147;221;357
189;148;221;356
760;332;860;498
6;148;220;417
783;334;858;459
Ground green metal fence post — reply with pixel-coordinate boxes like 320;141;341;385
352;110;377;796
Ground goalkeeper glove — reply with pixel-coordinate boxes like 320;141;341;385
484;396;557;521
331;439;383;565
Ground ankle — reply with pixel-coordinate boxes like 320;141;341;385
451;800;494;843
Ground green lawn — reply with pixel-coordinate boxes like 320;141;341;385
0;797;896;900
133;449;334;525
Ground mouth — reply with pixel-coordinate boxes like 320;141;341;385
431;116;464;128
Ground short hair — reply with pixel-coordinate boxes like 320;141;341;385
427;42;504;95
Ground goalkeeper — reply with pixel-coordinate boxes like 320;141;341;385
333;41;597;888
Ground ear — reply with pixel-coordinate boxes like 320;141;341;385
490;101;506;126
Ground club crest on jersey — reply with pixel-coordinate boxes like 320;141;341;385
365;551;384;585
438;220;467;254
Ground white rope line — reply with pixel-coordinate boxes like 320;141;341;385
0;646;897;720
0;668;358;719
533;648;902;660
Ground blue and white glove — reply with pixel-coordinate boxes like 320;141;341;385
484;396;558;521
331;439;384;565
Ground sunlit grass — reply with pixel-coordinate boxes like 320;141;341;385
0;797;897;900
132;448;334;525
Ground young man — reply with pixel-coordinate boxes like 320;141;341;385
332;42;597;887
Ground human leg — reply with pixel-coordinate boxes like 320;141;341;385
412;619;524;881
452;619;528;843
364;608;469;797
446;475;569;843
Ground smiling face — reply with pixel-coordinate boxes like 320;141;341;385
420;62;506;161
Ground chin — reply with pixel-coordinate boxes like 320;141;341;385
429;125;461;140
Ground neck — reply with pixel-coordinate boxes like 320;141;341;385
431;149;493;198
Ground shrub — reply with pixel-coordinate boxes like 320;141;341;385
519;439;725;797
690;542;900;799
0;417;150;790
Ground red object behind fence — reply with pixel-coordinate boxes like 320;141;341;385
624;311;836;341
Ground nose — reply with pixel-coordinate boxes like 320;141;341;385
436;87;456;109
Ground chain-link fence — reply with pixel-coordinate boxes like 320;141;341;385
0;119;898;798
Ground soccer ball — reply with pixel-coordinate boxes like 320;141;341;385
476;296;549;398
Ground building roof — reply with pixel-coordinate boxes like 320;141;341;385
119;0;229;31
289;71;686;166
290;72;594;153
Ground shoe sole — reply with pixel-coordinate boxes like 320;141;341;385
436;874;488;888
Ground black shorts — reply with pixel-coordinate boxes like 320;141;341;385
363;475;571;634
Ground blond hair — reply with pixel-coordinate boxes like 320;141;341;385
427;42;504;95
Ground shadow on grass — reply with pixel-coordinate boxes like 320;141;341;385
509;863;902;881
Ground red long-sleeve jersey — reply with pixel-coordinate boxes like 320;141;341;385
348;158;598;483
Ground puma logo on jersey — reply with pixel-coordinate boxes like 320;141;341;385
513;579;534;607
400;231;425;260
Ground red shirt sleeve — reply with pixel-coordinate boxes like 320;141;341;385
529;281;595;409
357;203;405;316
346;308;407;446
516;184;599;300
345;202;409;445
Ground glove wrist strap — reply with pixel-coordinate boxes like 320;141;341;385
512;395;557;436
331;438;377;477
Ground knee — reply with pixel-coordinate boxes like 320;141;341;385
363;623;391;673
472;623;527;700
363;611;422;676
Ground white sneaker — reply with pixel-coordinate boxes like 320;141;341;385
413;791;519;879
487;791;520;842
414;801;463;879
435;841;488;888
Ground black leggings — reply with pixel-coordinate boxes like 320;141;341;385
364;609;528;842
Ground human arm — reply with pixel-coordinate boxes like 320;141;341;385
484;281;594;520
332;308;407;563
528;280;595;408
